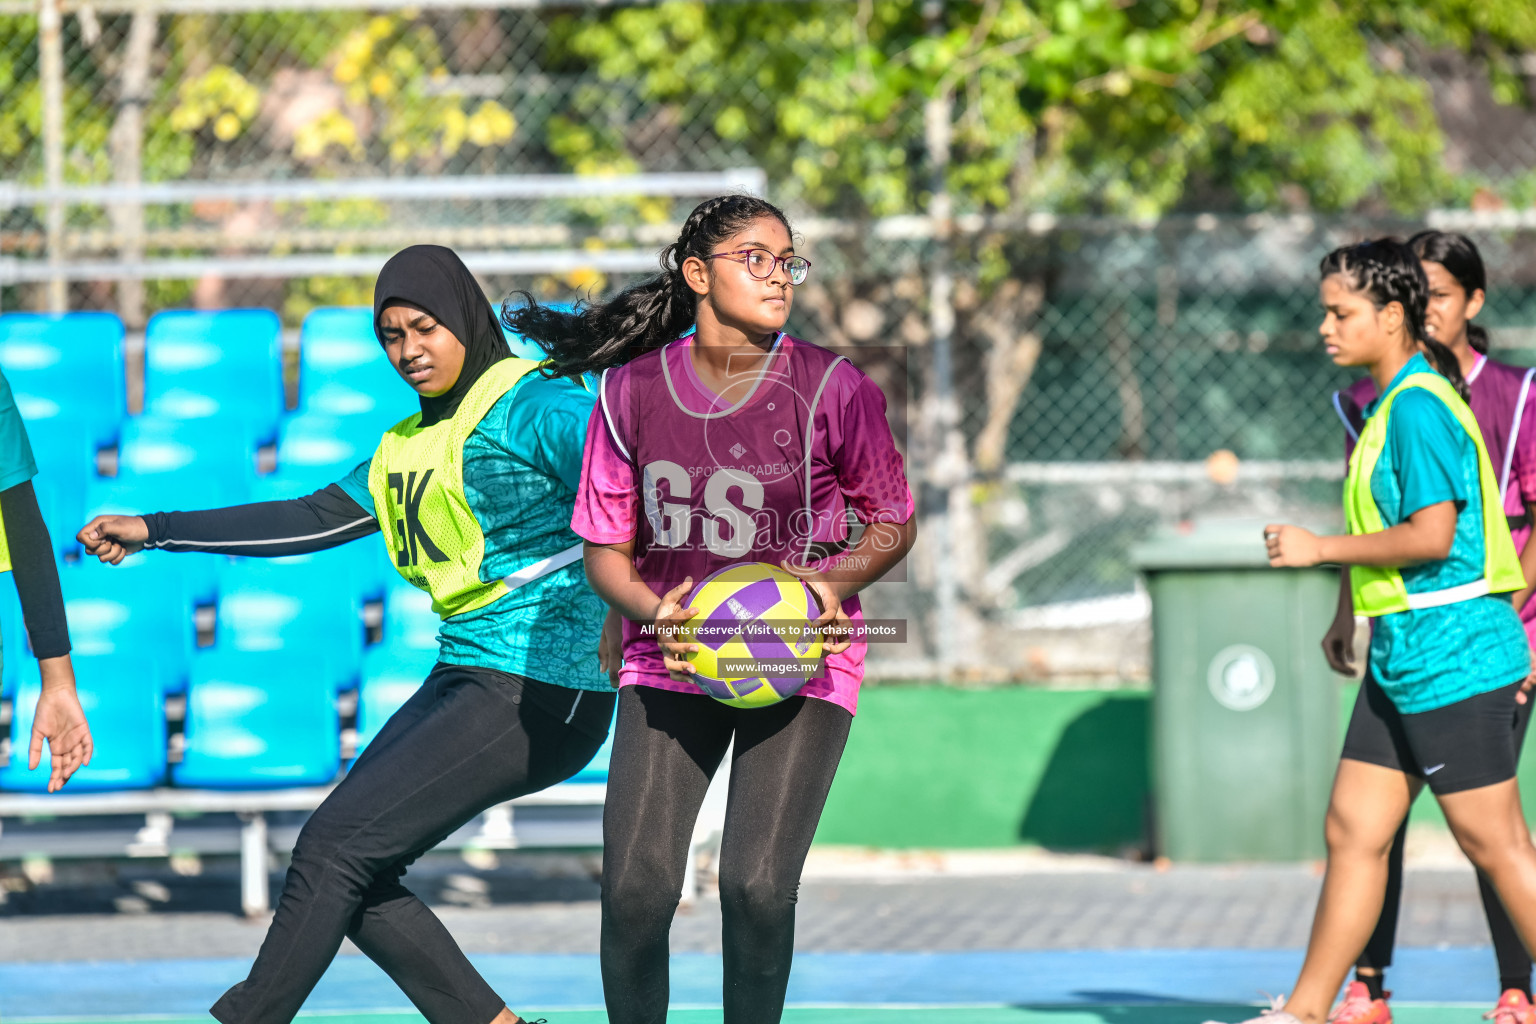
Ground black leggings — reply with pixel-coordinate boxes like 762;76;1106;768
211;663;613;1024
1360;820;1532;988
600;685;853;1024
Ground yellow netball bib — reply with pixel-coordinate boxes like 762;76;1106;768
367;357;541;618
1345;371;1525;616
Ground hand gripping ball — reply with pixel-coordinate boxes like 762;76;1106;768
677;562;825;708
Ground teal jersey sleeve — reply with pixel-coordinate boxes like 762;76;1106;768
1386;389;1472;518
336;458;372;511
503;373;597;491
0;370;37;493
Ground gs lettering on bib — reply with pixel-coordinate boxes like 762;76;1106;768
368;357;541;618
600;335;855;590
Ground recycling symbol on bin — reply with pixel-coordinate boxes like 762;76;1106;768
1207;644;1276;712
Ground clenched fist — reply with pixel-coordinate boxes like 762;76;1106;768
1264;523;1325;568
77;514;149;565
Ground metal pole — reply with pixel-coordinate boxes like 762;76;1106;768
239;811;269;917
38;0;66;312
111;0;157;328
923;0;964;669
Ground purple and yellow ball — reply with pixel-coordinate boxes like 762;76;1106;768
678;562;824;709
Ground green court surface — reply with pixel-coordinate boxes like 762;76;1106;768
10;1008;1492;1024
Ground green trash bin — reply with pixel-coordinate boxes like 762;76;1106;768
1132;518;1342;862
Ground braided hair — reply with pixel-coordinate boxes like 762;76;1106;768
1408;230;1490;355
502;194;794;380
1319;237;1469;401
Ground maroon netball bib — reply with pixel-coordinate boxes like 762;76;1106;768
600;335;852;592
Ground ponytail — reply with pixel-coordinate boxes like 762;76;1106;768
1320;237;1470;401
1421;335;1470;399
1409;230;1490;355
501;194;794;380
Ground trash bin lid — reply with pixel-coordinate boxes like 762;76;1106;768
1130;516;1336;571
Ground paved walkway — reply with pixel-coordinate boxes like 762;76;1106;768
0;851;1496;963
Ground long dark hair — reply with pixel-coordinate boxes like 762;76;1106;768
501;194;794;380
1319;237;1468;401
1409;230;1490;355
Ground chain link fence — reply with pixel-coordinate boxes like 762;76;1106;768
4;1;1536;679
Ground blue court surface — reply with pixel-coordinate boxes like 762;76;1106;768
0;948;1504;1023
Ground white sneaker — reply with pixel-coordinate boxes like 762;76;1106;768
1203;995;1305;1024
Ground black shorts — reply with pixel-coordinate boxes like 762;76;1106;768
1341;674;1531;795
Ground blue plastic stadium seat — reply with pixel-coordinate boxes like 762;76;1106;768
246;470;387;602
299;307;414;421
26;414;93;551
276;412;387;485
216;555;364;689
383;577;439;650
118;416;257;496
568;703;616;784
0;311;126;450
82;475;234;606
26;412;93;478
173;650;339;789
31;481;88;564
0;654;167;792
355;644;436;754
248;466;340;502
144;309;283;444
62;564;196;695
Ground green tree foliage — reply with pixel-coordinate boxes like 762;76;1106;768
554;0;1536;216
0;8;518;183
2;0;1533;222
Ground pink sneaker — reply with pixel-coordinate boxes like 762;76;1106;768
1328;981;1392;1024
1486;989;1536;1024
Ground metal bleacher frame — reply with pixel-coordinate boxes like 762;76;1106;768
0;762;728;916
0;169;769;295
0;782;607;916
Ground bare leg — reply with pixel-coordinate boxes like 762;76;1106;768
1439;779;1536;960
1281;759;1418;1024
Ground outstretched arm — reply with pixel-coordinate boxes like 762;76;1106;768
79;482;379;564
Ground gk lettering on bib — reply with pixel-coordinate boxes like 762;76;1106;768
368;358;541;617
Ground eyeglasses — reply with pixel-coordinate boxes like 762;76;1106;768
705;248;812;285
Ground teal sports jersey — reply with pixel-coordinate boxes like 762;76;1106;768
1364;354;1531;713
0;369;38;493
341;373;608;692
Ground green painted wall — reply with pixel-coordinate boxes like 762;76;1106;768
813;683;1536;854
814;686;1151;850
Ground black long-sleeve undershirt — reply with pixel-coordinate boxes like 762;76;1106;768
1;479;71;660
142;484;380;558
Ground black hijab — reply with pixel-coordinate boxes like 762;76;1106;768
373;245;511;427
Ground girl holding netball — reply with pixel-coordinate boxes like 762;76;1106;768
79;245;607;1024
1323;231;1536;1024
1211;239;1536;1024
505;194;916;1024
